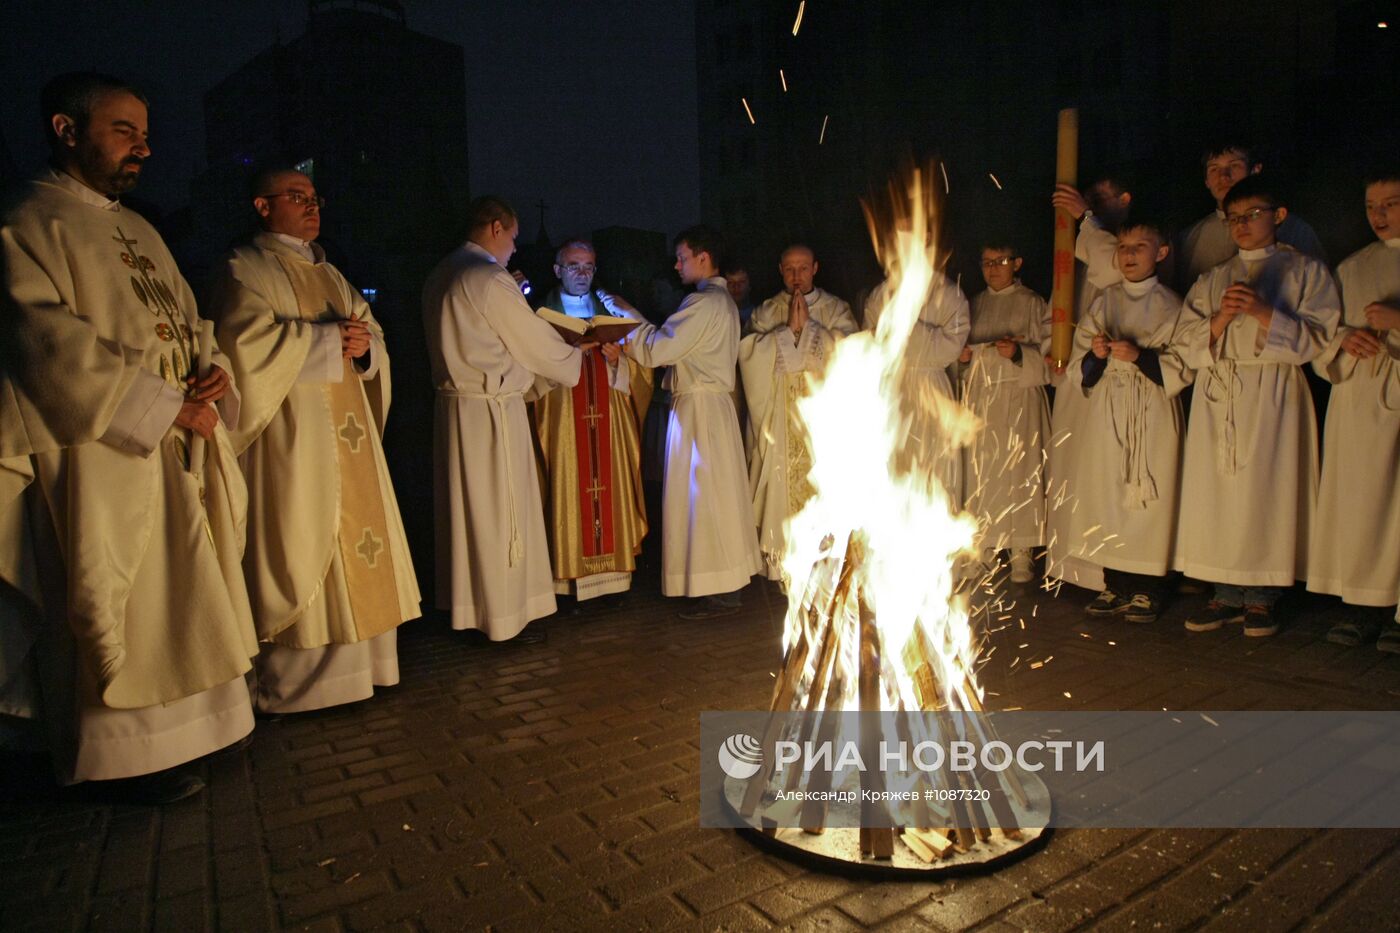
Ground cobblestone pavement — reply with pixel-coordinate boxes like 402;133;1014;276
4;564;1400;932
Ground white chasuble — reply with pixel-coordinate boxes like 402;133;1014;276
1175;246;1340;586
0;171;256;780
1307;240;1400;606
958;282;1052;552
423;243;582;638
626;276;762;597
738;289;857;580
1063;278;1192;575
210;234;419;712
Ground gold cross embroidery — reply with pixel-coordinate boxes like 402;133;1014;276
582;404;603;425
339;413;367;451
355;527;384;567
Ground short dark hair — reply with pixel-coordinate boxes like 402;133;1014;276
249;165;303;199
1222;174;1284;212
41;72;148;150
554;238;595;264
979;240;1019;256
1363;167;1400;189
1202;142;1258;168
675;224;725;268
1117;215;1170;243
466;196;517;234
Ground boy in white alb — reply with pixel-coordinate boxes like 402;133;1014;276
1067;219;1192;624
957;241;1051;583
1307;172;1400;651
1176;176;1340;637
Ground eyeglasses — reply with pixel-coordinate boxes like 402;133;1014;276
560;262;596;274
1224;206;1274;227
262;191;325;209
980;256;1017;267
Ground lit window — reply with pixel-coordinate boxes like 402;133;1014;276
295;158;315;180
361;287;378;304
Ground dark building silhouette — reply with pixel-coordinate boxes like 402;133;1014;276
695;0;1395;303
191;0;471;587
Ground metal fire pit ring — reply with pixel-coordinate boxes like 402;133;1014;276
720;768;1053;878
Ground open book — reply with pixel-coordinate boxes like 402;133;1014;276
536;307;639;346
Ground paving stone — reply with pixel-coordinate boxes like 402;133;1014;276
6;583;1400;930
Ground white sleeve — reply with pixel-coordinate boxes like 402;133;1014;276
99;370;185;457
296;323;346;384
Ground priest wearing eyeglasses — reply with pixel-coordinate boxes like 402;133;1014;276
208;167;420;714
532;239;652;603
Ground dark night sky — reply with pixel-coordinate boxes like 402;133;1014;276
0;0;700;241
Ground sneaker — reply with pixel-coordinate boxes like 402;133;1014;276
1085;590;1129;617
1242;604;1278;637
1378;628;1400;655
1123;593;1159;624
1183;600;1244;632
1009;549;1034;584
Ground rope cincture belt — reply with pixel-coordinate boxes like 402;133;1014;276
438;386;526;566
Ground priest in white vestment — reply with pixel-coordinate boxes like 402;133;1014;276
210;169;420;713
957;245;1051;583
624;226;761;615
423;197;584;641
862;270;969;507
738;245;857;581
1307;176;1400;649
1175;177;1340;637
532;239;651;602
0;74;256;802
1063;224;1192;624
1175;144;1325;292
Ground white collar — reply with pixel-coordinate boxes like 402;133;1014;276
1384;238;1400;249
272;232;316;262
987;281;1018;296
1239;244;1277;262
1214;208;1226;220
1121;275;1157;297
465;241;497;263
47;167;121;211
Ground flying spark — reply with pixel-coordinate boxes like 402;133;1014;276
792;0;806;35
818;113;829;144
741;97;756;124
780;69;788;92
989;172;1003;189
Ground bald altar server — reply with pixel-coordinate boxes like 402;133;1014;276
424;197;583;641
1307;173;1400;650
210;168;419;713
533;239;651;601
958;243;1052;583
862;270;970;505
625;225;761;616
739;244;857;581
0;73;256;802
